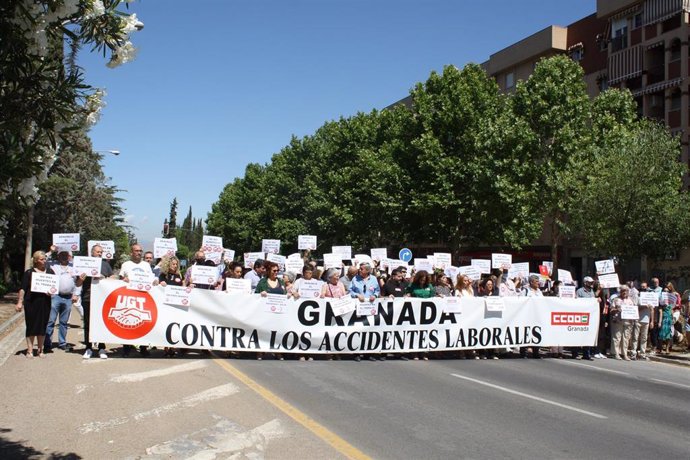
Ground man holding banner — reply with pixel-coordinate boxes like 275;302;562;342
45;249;83;352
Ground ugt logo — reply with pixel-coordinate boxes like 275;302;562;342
102;287;157;340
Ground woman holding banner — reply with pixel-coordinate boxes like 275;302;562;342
158;256;183;287
15;251;55;358
454;274;475;298
221;261;244;291
321;268;347;298
255;261;291;360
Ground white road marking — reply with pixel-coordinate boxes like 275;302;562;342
650;378;690;389
78;383;239;433
450;373;607;419
0;326;25;367
549;358;630;375
110;360;207;383
75;384;93;394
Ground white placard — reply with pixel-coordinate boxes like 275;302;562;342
559;285;576;299
267;253;286;271
30;272;59;294
164;285;192;306
558;269;573;284
491;253;512;269
598;273;620;289
661;292;677;306
445;266;459;282
371;248;388;261
264;294;288;313
356;301;377;316
354;254;374;266
542;261;553;275
595;259;615;275
298;235;317;251
225;278;252;294
434;253;452;270
285;258;305;275
329;296;357;316
244;252;264;269
88;240;115;259
53;233;80;252
154;238;178;259
332;246;352;260
191;265;219;286
444;297;463;313
508;262;529;279
262;239;281;254
287;252;302;260
471;259;491;275
414;258;433;272
72;256;102;277
459;265;481;281
386;259;406;274
127;271;154;292
484;297;505;312
639;292;659;307
298;279;322;299
202;235;223;253
621;302;639;320
323;253;343;269
223;249;236;261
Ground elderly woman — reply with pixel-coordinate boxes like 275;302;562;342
321;268;347;298
610;285;634;360
15;251;55;358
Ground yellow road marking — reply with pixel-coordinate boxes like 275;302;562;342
213;358;371;460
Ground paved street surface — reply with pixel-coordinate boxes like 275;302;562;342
0;307;689;459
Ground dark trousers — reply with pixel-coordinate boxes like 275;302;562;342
83;301;105;351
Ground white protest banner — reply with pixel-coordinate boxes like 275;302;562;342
53;233;80;252
244;252;264;269
559;285;576;299
285;258;305;275
191;265;219;286
371;248;388;261
127;271;154;292
354;254;374;266
287;252;302;260
444;297;463;314
30;272;59;294
226;278;252;295
598;273;620;289
88;240;115;259
558;269;573;284
471;259;491;275
356;301;377;316
485;297;505;312
445;266;459;282
459;265;481;281
414;258;433;272
508;262;529;279
298;235;317;251
639;292;659;307
264;294;288;313
297;279;322;299
542;261;553;275
434;253;452;270
621;302;639;320
91;280;600;352
202;236;224;264
323;253;342;269
72;256;102;277
329;296;356;316
491;253;512;269
267;253;286;271
223;249;236;262
332;246;352;260
164;285;192;307
262;239;281;254
153;238;178;259
595;259;615;275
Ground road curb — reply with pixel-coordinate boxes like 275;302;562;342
0;312;22;341
648;354;690;368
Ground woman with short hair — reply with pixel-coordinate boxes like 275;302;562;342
15;251;55;358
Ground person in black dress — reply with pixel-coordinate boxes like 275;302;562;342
15;251;54;358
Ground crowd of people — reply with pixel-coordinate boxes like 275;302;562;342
15;243;690;362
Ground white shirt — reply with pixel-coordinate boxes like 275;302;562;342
120;260;153;280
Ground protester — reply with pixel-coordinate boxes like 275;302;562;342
381;268;406;298
454;274;474;298
610;285;634;360
144;251;160;277
80;244;114;359
632;281;652;360
405;270;435;298
45;249;82;352
158;256;183;287
573;276;595;360
15;251;55;358
291;264;322;299
321;268;347;298
119;243;157;357
349;262;380;302
340;266;357;292
434;273;454;297
255;261;289;296
221;261;244;291
283;271;296;294
244;258;266;291
477;278;499;359
657;286;676;354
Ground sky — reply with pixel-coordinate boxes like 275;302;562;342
80;0;597;249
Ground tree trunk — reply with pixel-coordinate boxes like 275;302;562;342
24;205;34;270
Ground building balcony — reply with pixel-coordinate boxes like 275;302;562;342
668;60;681;79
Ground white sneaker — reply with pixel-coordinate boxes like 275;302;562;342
600;354;608;359
99;350;108;359
82;349;92;359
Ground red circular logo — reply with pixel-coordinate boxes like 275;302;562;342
49;287;57;294
102;286;157;340
71;244;78;250
105;253;112;259
182;299;188;306
91;269;98;276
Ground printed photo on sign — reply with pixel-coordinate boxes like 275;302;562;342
30;272;59;294
153;237;178;259
226;278;252;294
88;240;115;259
298;235;317;251
491;253;512;269
262;239;281;254
264;293;288;313
595;259;615;275
53;233;80;252
164;285;192;307
72;256;102;277
471;259;491;275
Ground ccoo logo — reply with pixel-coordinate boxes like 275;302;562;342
102;286;158;340
551;312;590;326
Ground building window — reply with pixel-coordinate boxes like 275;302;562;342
671;90;681;110
633;13;642;29
569;46;584;61
611;17;628;52
671;39;681;61
597;75;609;92
505;72;514;89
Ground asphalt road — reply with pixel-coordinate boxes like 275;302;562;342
1;316;689;459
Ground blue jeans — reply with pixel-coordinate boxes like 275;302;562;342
45;295;72;349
